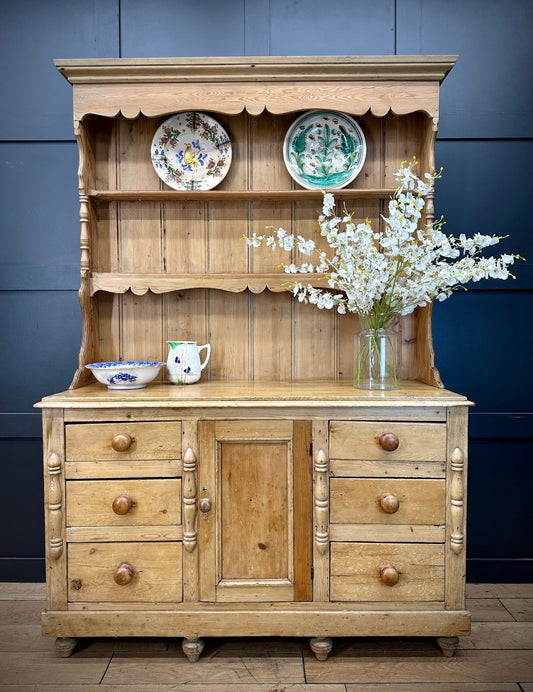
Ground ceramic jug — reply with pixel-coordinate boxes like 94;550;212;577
166;341;211;384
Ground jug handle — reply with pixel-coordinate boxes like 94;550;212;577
198;344;211;370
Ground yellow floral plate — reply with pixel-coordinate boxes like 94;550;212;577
151;112;232;191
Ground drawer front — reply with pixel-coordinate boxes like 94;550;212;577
330;478;445;526
66;421;182;461
66;479;182;527
329;421;446;462
330;542;444;602
68;541;182;602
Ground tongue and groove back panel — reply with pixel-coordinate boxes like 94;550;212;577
60;57;450;387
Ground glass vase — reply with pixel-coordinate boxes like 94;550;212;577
354;321;401;390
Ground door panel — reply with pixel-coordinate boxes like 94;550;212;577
198;420;312;603
221;442;290;580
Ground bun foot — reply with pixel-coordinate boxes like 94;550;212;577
437;636;458;657
310;636;333;661
182;637;205;662
55;637;79;657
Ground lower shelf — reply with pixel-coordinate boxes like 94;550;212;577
89;272;323;295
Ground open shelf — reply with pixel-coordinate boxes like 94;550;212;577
88;188;397;202
90;272;325;295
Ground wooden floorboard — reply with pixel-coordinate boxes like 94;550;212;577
466;597;516;622
0;687;346;692
0;583;532;689
304;649;533;684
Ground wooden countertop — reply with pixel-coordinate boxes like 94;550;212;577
36;380;472;409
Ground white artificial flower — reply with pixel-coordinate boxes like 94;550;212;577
322;193;335;216
296;236;316;255
285;264;298;273
244;159;519;324
246;233;265;248
300;263;314;273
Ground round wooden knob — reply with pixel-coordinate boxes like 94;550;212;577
112;494;134;515
378;432;399;452
199;498;211;513
380;564;400;586
111;433;134;452
114;562;134;586
379;492;400;514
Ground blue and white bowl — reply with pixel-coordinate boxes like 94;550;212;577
85;361;164;390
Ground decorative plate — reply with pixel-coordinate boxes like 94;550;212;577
283;110;366;190
151;112;232;191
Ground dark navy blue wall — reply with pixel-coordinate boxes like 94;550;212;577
1;0;531;582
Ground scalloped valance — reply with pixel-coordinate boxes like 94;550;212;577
55;55;457;121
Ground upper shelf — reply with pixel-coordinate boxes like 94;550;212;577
88;188;397;202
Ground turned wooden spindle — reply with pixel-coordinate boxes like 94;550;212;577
378;432;399;451
47;452;64;560
111;433;134;452
114;562;134;585
112;494;134;515
450;447;465;554
183;447;198;552
380;564;400;586
314;448;329;555
379;492;400;514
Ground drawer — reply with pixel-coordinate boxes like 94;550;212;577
330;542;444;602
65;421;182;461
329;421;446;462
66;479;182;527
68;541;182;603
330;478;445;526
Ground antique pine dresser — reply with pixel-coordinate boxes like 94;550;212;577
37;55;471;661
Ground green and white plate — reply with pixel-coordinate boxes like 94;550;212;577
283;110;366;190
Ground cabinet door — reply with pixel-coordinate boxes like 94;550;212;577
198;420;312;602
